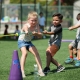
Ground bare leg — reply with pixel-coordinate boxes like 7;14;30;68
68;44;73;58
73;48;77;57
77;49;80;60
47;44;59;67
29;46;45;76
20;47;28;77
46;51;52;67
51;57;60;67
29;46;42;71
43;44;60;69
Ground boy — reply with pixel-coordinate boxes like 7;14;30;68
68;13;80;67
65;39;77;64
4;24;9;35
43;13;65;73
14;25;20;39
18;11;45;78
4;24;9;39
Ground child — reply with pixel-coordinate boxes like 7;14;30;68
4;24;9;39
14;25;20;34
4;24;9;35
65;39;77;64
39;12;45;32
18;11;45;78
39;12;46;38
68;13;80;67
14;25;20;39
43;13;65;73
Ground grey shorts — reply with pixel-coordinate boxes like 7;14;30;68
70;39;77;48
49;40;61;49
70;39;80;49
76;39;80;49
18;40;34;50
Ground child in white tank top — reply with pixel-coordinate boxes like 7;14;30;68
18;11;45;78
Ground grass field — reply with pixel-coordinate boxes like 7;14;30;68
0;29;80;80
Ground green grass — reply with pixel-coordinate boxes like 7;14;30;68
0;29;80;80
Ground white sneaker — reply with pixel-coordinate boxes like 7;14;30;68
38;70;45;76
22;73;26;78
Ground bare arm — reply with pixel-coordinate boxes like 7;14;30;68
43;30;54;35
69;24;80;30
43;26;62;35
22;25;28;34
32;24;42;36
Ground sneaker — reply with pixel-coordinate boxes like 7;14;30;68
57;65;65;72
22;71;26;78
73;57;77;60
22;73;26;78
38;70;45;76
43;67;50;73
65;57;73;64
75;60;80;67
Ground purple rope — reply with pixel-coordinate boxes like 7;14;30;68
62;39;74;42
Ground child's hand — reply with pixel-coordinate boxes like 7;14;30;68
32;31;43;38
68;27;73;30
25;31;28;34
32;31;37;35
43;30;47;34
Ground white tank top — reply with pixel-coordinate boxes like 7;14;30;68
18;23;33;42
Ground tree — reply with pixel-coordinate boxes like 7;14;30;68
10;0;20;3
10;0;34;3
10;0;78;6
58;0;78;5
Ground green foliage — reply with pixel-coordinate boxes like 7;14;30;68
10;0;78;6
10;0;55;6
10;0;20;3
62;0;78;5
10;0;33;3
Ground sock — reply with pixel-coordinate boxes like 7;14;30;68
70;56;73;58
78;59;80;60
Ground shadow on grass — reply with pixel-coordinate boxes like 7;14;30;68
45;65;80;76
0;37;17;41
23;66;80;76
65;66;80;70
43;69;57;76
50;69;65;73
50;66;80;73
26;71;34;76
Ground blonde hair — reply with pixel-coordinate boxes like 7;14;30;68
27;11;38;20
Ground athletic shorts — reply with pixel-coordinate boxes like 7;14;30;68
70;39;80;49
69;39;77;48
18;40;34;50
49;40;61;49
76;39;80;49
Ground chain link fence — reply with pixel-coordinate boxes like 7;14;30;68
0;4;80;34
